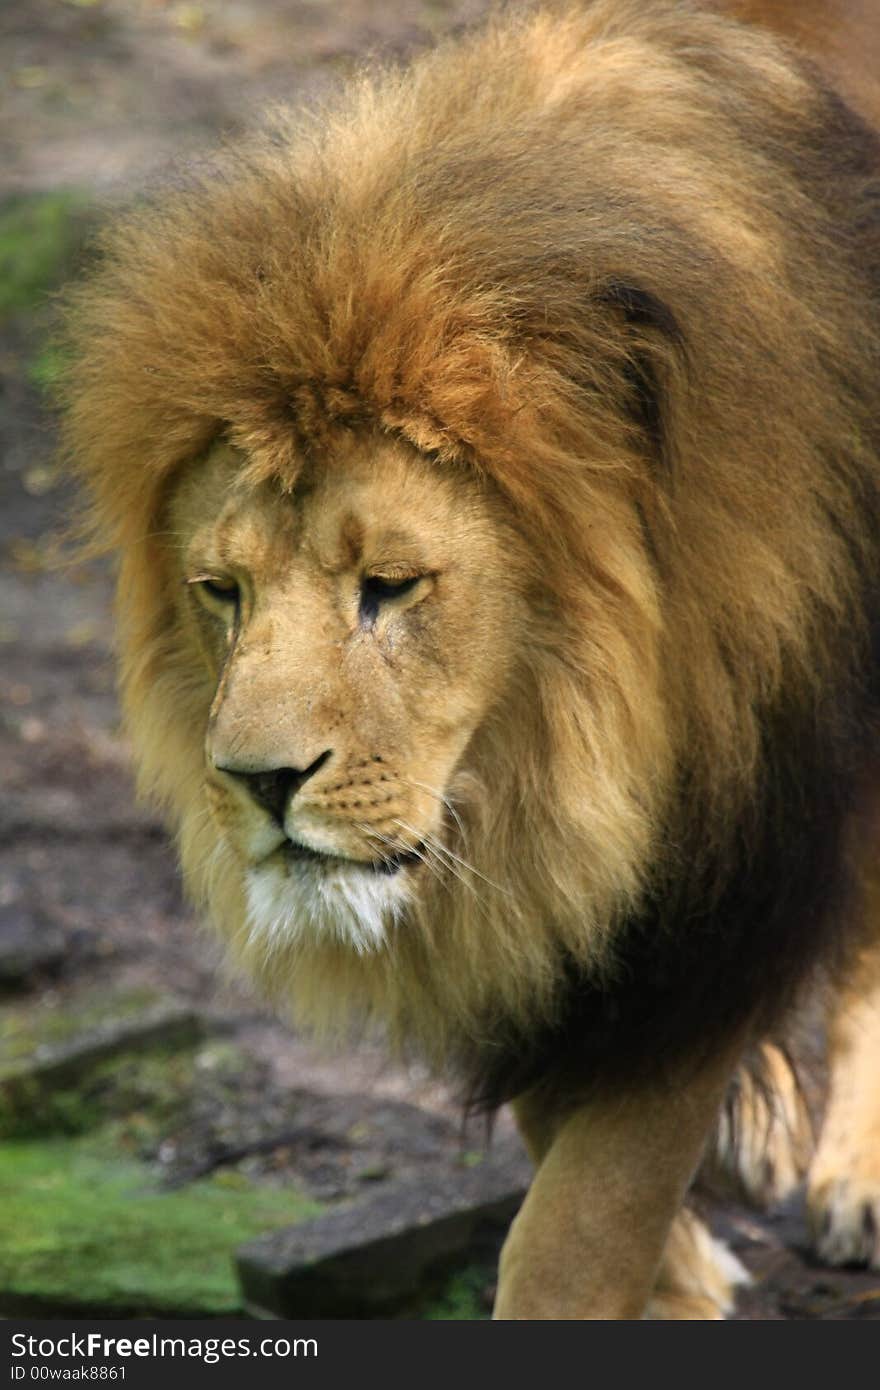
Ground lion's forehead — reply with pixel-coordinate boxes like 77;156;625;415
169;431;507;589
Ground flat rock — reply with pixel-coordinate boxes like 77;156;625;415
237;1145;529;1317
1;994;205;1091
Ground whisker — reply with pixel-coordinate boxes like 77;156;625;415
184;802;216;832
411;821;511;897
188;836;228;894
401;777;468;844
393;818;486;905
392;779;510;895
357;821;447;891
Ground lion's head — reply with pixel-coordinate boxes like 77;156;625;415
168;430;524;955
151;397;670;1065
61;1;880;1101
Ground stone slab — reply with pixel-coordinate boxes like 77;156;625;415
237;1145;529;1317
1;999;205;1091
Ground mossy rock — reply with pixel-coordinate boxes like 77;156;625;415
0;986;321;1316
0;986;205;1138
0;1135;320;1317
1;984;181;1070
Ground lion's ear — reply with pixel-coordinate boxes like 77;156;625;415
596;279;685;470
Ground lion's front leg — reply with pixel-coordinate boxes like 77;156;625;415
496;1051;739;1320
808;942;880;1268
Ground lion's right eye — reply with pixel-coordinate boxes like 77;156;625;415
187;575;240;608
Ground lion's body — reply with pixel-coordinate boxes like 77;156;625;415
62;0;880;1315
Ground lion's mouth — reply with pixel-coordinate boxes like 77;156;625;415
281;837;424;877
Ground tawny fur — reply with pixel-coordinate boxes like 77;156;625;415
55;0;880;1323
60;1;880;1103
646;1209;750;1320
809;942;880;1268
705;1044;813;1209
65;2;878;1061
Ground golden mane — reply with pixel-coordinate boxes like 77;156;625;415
61;0;880;1104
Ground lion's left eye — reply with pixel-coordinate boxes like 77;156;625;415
359;573;422;624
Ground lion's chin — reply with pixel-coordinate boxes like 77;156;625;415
243;854;412;956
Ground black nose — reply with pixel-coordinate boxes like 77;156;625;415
219;750;332;826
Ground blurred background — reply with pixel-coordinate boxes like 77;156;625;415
1;0;878;1320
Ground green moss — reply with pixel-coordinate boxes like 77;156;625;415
0;1034;262;1143
0;988;209;1140
28;341;71;390
0;1078;100;1140
0;1136;320;1316
0;1007;322;1314
0;192;91;320
421;1264;493;1320
0;1053;179;1142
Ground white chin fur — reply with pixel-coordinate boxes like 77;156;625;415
244;857;410;956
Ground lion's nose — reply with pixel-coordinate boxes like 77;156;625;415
218;750;332;826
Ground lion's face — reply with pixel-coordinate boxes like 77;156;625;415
167;432;524;953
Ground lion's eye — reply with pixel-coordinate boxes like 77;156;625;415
363;574;420;601
359;573;421;625
188;575;240;608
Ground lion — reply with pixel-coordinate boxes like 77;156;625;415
60;0;880;1317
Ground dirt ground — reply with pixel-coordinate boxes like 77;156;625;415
2;0;880;1320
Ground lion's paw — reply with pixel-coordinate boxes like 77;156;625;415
808;1176;880;1269
645;1210;750;1319
706;1043;812;1210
